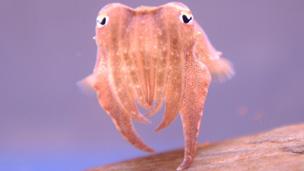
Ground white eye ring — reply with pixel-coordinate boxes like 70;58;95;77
179;12;193;24
96;16;109;28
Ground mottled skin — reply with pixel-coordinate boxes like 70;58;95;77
81;2;234;170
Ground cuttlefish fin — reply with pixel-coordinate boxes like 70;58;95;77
194;24;234;82
77;74;97;95
204;57;235;82
177;56;211;170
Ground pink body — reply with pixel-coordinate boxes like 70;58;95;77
82;2;233;170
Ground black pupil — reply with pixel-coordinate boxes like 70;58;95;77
100;17;106;25
182;15;192;24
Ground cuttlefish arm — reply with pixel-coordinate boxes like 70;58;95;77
81;51;154;153
176;23;233;170
177;52;211;170
96;71;154;153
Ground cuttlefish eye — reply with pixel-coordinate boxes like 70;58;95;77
96;15;109;28
180;13;193;24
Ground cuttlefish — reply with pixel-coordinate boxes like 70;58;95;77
81;2;234;170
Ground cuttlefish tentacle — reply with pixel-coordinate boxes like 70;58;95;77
97;85;154;152
124;17;149;110
177;52;211;170
94;56;154;152
107;12;149;124
109;51;149;124
130;18;153;110
155;27;184;131
147;12;169;117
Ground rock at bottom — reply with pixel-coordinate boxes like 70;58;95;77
87;123;304;171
